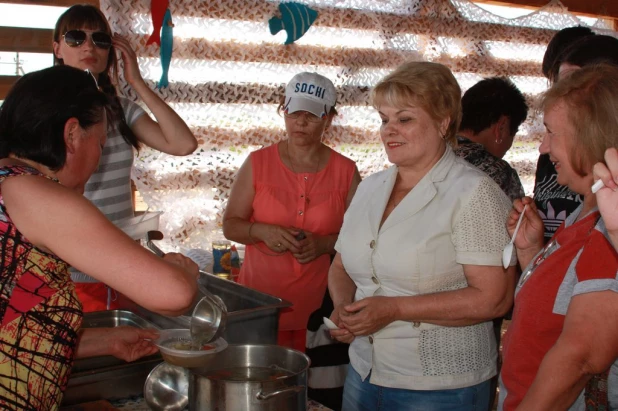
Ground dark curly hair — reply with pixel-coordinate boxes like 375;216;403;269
0;65;110;170
460;77;528;137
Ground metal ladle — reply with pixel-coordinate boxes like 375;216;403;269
146;231;227;347
190;293;227;349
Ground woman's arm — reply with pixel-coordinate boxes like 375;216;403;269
340;264;516;335
328;253;357;343
4;175;197;316
516;290;618;410
593;148;618;248
223;156;301;253
113;35;197;155
75;327;159;362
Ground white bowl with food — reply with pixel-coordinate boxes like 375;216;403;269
154;328;227;368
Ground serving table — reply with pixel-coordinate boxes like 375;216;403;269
60;396;331;410
61;275;332;410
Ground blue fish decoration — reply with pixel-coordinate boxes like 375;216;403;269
157;8;173;89
269;2;318;45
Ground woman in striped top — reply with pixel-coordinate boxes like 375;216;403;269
52;5;198;311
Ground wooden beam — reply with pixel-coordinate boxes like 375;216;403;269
0;0;98;6
0;75;19;99
0;26;52;53
473;0;618;20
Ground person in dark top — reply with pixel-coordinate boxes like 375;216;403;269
306;288;349;410
534;29;618;243
455;77;528;202
534;26;593;242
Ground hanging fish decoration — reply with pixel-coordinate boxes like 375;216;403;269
157;9;173;89
146;0;169;45
268;2;318;45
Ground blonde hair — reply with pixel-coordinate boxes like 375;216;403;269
541;64;618;176
371;61;462;144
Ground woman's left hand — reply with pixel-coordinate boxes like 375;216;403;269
112;34;145;87
593;148;618;236
292;231;323;264
339;296;398;336
106;326;159;362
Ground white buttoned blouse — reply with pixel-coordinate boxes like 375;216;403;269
335;147;514;390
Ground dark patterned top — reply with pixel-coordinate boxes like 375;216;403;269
0;165;83;410
533;154;583;243
454;137;525;202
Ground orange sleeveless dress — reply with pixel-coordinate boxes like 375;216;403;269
238;143;356;340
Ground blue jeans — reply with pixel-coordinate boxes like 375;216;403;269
342;365;491;411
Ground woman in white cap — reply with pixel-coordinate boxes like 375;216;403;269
223;72;361;351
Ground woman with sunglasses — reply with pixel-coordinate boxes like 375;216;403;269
0;65;198;410
223;72;361;352
499;65;618;410
52;5;198;312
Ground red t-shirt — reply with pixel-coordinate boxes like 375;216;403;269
500;210;618;409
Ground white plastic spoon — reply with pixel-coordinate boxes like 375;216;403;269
591;179;605;194
323;317;340;330
502;204;528;269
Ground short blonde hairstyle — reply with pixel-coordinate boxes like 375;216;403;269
541;64;618;176
371;61;462;144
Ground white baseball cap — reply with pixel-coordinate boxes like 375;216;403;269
283;72;337;118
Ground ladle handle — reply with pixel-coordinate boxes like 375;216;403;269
256;385;305;401
210;295;226;311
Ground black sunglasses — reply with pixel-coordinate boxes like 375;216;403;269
63;30;113;50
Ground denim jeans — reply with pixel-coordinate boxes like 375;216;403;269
342;365;491;411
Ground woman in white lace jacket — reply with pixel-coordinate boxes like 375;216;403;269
328;61;517;410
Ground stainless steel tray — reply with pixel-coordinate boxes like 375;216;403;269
80;309;161;330
63;358;162;406
132;272;292;345
71;310;161;373
63;310;162;406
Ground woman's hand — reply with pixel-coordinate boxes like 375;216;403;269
112;34;145;87
338;296;398;336
508;197;544;254
106;327;160;362
329;304;355;344
292;231;324;264
593;148;618;243
163;252;199;281
252;223;302;254
76;326;159;361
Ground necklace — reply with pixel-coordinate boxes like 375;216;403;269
518;214;601;287
286;140;321;204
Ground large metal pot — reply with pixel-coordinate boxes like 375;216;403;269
189;345;309;411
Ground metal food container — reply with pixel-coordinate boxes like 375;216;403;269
62;310;162;405
133;272;291;345
189;344;309;411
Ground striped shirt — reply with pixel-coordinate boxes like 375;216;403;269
85;97;145;223
71;97;145;283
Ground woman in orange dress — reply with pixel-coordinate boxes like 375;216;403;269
223;72;361;352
